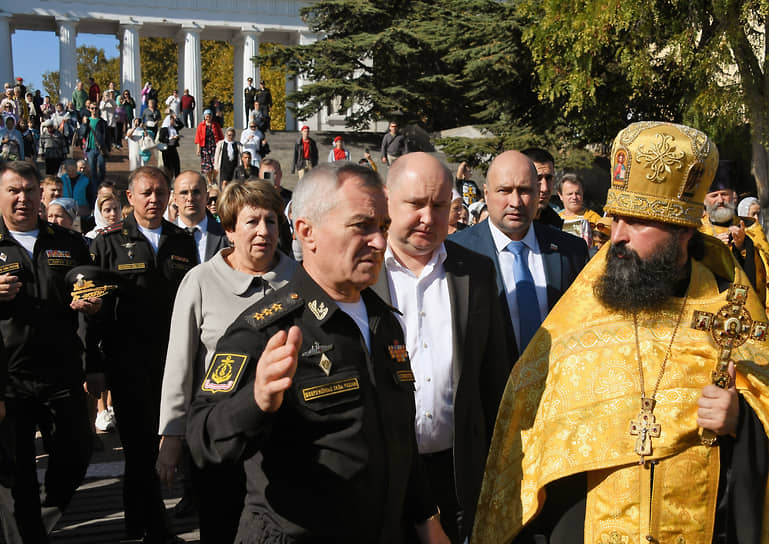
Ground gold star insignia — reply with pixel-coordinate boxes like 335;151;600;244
253;311;264;320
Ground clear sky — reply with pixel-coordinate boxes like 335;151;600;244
11;30;120;93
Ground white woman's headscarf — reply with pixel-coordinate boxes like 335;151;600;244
224;127;236;160
738;197;759;218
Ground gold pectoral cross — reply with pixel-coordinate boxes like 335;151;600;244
629;397;661;464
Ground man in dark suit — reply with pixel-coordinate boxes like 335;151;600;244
373;153;511;542
450;150;589;361
243;77;256;128
173;171;230;263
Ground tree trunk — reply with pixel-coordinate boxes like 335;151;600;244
749;107;769;210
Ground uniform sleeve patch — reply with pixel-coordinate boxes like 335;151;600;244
201;353;249;394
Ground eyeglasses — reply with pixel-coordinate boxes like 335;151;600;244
208;197;217;205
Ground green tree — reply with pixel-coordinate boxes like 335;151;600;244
200;41;235;126
259;43;287;130
42;72;60;103
140;37;177;103
521;0;769;203
258;0;539;131
42;45;120;103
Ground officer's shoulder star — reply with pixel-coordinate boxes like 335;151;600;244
244;291;304;329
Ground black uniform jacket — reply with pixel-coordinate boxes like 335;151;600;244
187;266;436;542
89;214;196;367
0;218;91;395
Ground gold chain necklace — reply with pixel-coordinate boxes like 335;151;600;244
629;292;689;465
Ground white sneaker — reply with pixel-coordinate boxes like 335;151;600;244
95;410;115;432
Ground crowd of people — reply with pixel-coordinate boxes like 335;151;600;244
1;73;769;544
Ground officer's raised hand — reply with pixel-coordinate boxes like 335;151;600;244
254;325;302;412
0;275;21;301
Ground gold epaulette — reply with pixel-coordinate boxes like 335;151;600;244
244;291;304;329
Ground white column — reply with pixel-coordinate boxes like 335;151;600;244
57;18;78;104
232;36;244;129
0;13;13;89
181;26;202;126
233;29;261;129
176;38;184;95
285;73;296;131
298;31;320;131
119;24;141;105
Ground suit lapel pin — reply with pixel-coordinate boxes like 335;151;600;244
549;243;559;251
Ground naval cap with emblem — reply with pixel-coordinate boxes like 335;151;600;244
604;121;719;228
65;265;124;299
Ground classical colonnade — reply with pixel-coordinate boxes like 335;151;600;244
0;2;319;130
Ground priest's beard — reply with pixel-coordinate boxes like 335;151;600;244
594;234;688;313
706;200;736;225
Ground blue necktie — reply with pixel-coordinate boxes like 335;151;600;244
508;240;541;351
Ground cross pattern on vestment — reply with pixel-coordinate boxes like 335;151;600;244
629;397;661;464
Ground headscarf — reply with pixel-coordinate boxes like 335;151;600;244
225;127;236;160
49;198;78;221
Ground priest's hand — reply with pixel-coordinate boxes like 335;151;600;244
728;221;746;250
253;326;301;413
697;360;739;436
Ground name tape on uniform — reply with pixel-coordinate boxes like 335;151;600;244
0;262;20;274
302;378;359;402
118;262;147;271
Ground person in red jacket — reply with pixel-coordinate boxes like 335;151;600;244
87;77;101;104
194;109;224;186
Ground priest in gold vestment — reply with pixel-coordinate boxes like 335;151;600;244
699;161;768;310
473;122;769;544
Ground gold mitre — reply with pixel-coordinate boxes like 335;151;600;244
604;121;719;227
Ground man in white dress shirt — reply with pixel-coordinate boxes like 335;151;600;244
173;171;229;264
373;152;511;542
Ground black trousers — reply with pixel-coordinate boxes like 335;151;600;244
182;109;194;129
109;360;170;541
190;456;246;543
409;449;462;544
7;385;92;543
161;147;181;178
245;104;254;125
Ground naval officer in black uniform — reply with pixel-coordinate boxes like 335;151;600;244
0;161;101;542
187;164;450;543
90;166;197;544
